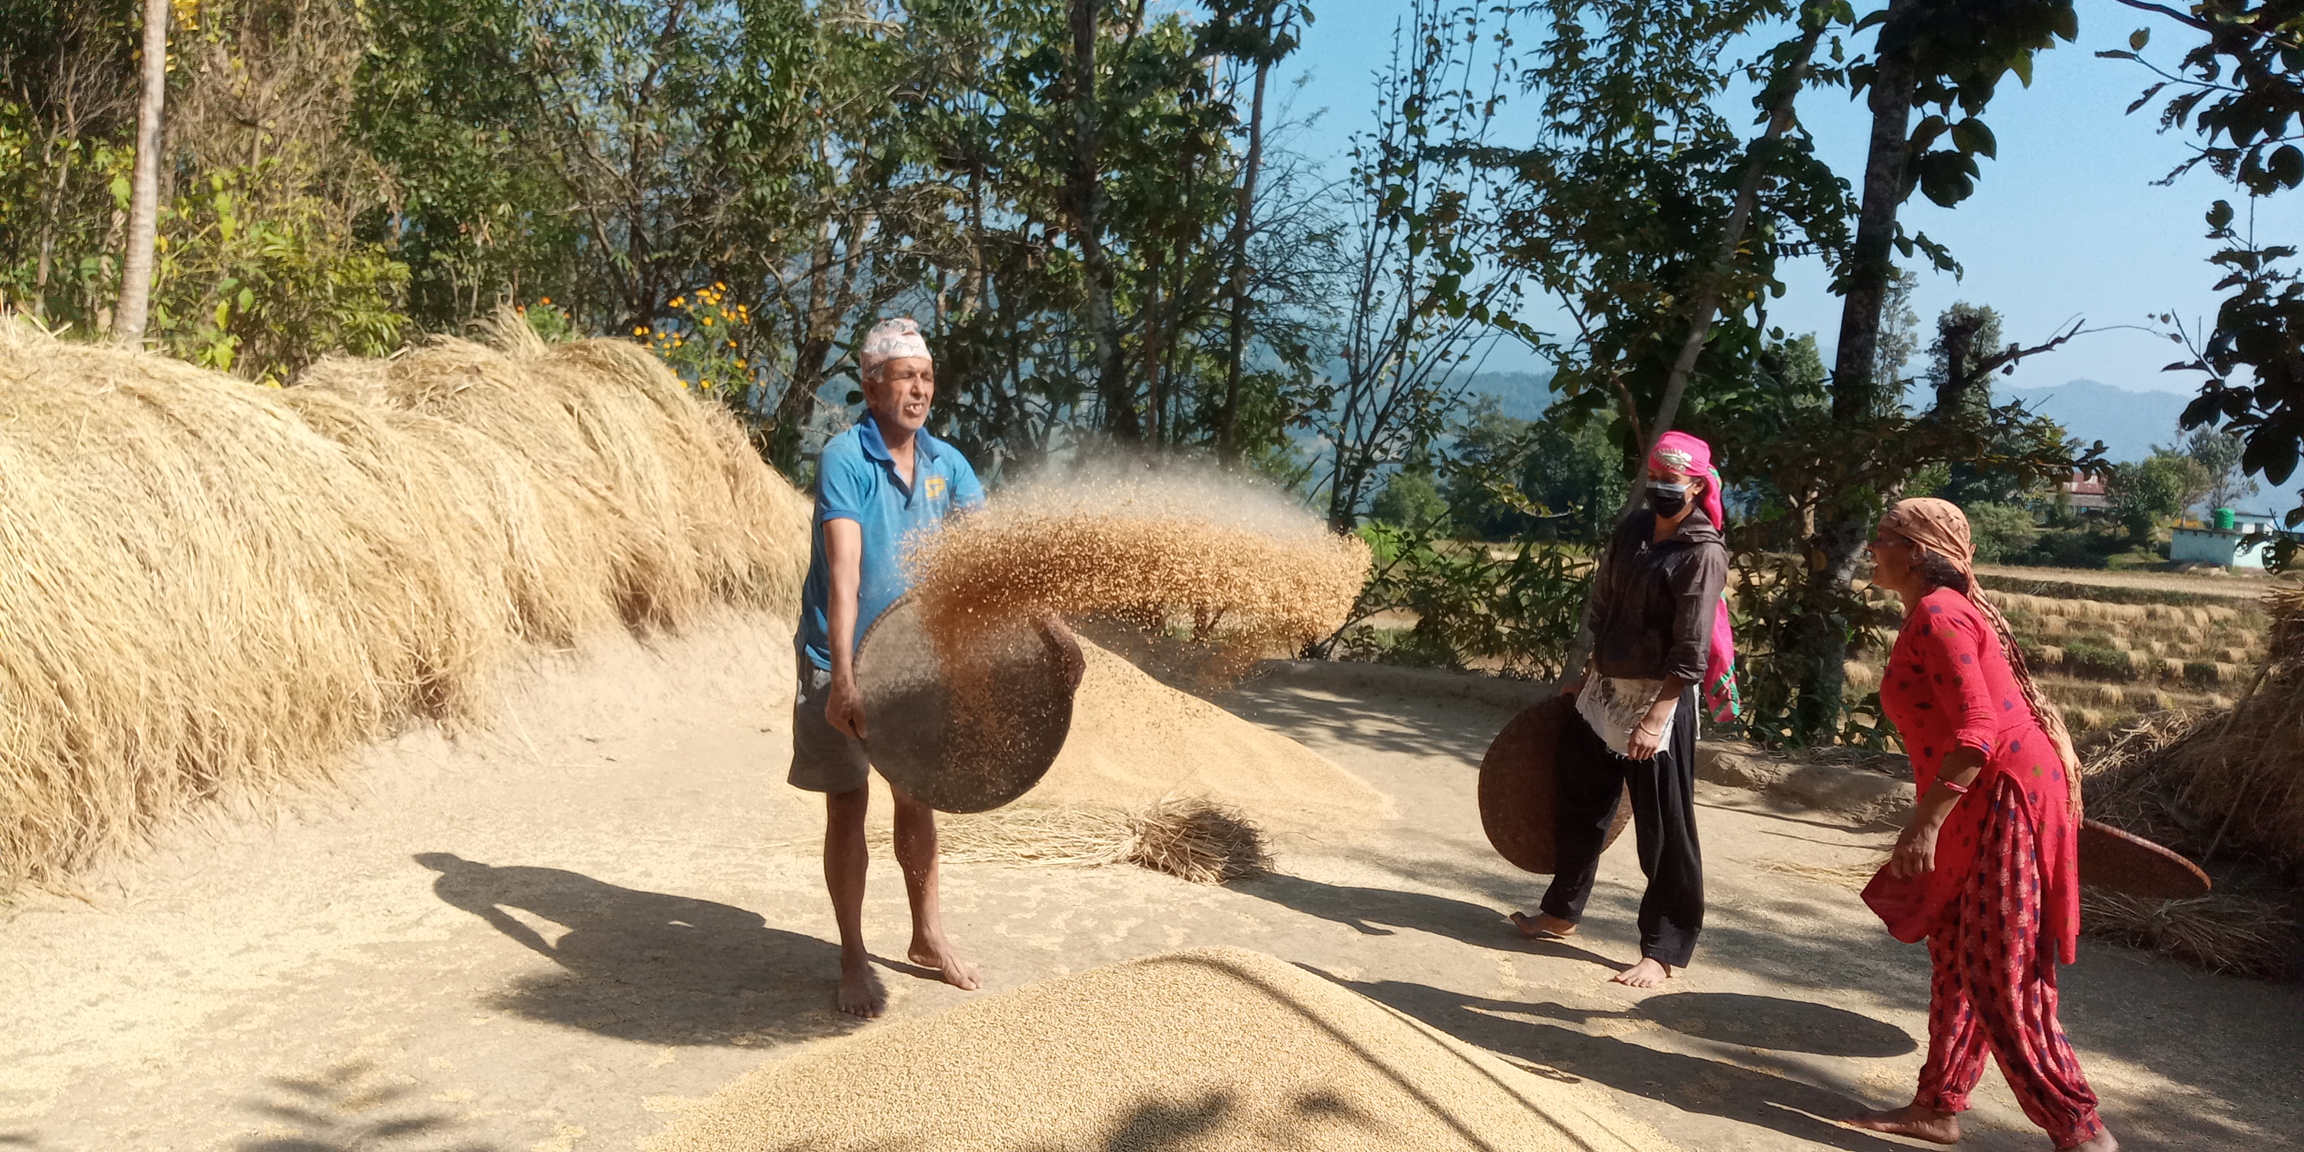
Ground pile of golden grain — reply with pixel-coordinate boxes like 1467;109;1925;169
646;946;1677;1152
0;314;810;894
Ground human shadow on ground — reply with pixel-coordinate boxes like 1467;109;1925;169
1314;972;1912;1151
1232;872;1621;971
237;1060;493;1152
414;853;856;1047
1637;992;1915;1057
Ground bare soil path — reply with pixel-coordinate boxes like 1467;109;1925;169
1;615;2295;1152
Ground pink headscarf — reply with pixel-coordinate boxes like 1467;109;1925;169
1649;431;1740;721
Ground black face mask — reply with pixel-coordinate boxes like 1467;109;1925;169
1646;482;1690;518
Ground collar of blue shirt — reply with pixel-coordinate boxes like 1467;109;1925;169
855;411;948;468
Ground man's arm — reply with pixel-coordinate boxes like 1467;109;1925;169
824;517;868;739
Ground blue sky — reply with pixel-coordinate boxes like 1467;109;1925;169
1271;2;2304;400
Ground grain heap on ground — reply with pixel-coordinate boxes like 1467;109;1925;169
0;315;810;894
847;638;1393;876
907;467;1370;682
645;946;1680;1152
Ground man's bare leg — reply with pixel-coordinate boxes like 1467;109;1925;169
1510;911;1578;939
824;786;886;1017
891;786;979;991
1843;1104;1960;1145
1611;957;1674;988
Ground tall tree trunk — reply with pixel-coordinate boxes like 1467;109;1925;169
1068;0;1131;439
1785;0;1921;741
112;0;168;346
1217;37;1273;465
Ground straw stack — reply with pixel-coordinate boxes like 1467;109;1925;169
0;317;809;893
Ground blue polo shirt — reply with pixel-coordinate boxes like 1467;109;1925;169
796;414;985;670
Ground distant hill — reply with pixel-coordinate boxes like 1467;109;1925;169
1998;379;2190;462
1462;370;1558;420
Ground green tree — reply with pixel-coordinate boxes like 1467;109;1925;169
2187;425;2260;510
1370;464;1449;531
2108;448;2211;542
2106;2;2304;538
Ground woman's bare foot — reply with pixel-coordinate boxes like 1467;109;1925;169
1510;911;1578;939
1845;1104;1961;1145
2062;1129;2118;1151
1610;957;1674;988
836;952;888;1017
909;933;980;991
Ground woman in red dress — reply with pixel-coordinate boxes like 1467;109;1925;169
1845;498;2116;1152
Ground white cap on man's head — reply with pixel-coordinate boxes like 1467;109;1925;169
860;317;932;375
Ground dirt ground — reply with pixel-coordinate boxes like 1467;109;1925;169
2;612;2298;1152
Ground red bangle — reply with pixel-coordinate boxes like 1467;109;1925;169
1939;779;1971;795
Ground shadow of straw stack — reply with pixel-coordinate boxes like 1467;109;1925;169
0;311;811;895
885;797;1272;884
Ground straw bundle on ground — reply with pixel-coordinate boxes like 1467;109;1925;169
2080;888;2294;978
908;468;1370;682
0;318;808;893
645;946;1680;1152
873;795;1271;883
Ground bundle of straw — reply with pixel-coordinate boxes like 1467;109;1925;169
0;315;809;893
876;796;1270;884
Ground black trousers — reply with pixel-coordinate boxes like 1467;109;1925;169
1539;683;1705;967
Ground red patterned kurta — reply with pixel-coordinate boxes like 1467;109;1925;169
1879;587;2080;963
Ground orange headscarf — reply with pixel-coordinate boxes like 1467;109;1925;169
1880;498;2083;818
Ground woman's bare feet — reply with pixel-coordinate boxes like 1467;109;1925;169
2062;1129;2118;1151
1510;911;1578;939
1845;1104;1961;1145
836;951;888;1017
909;932;980;991
1610;957;1674;988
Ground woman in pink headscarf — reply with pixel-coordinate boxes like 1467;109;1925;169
1512;430;1738;988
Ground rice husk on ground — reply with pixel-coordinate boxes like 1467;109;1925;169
644;946;1679;1152
0;316;808;894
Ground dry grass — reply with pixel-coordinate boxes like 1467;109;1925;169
879;796;1271;884
0;315;809;894
2081;889;2294;978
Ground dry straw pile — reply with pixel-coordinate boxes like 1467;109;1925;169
877;796;1271;884
0;315;809;893
2074;583;2304;975
908;467;1370;682
647;946;1679;1152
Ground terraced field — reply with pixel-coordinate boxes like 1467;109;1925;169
1849;575;2288;736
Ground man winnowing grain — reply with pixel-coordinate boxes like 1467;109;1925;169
791;317;982;1017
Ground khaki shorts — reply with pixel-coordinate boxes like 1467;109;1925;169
788;656;872;794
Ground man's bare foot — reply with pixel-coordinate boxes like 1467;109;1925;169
908;934;980;991
1510;911;1578;939
836;952;888;1018
1844;1104;1961;1145
2062;1129;2118;1152
1610;957;1674;988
